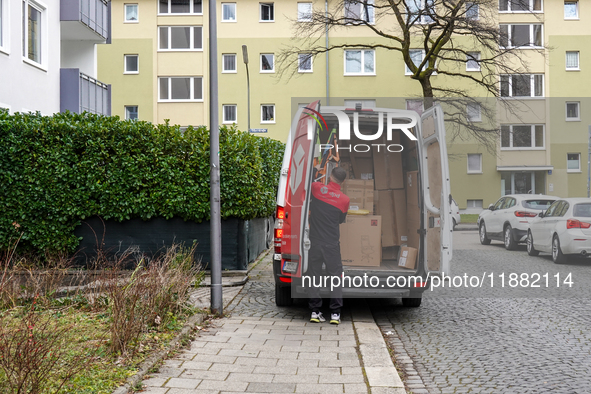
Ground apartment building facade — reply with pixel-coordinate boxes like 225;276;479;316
98;0;591;209
0;0;111;115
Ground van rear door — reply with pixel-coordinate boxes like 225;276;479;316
418;103;452;275
282;101;320;277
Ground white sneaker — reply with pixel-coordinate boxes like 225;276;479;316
330;313;341;325
310;311;325;323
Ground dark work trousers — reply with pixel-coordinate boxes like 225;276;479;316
307;241;344;314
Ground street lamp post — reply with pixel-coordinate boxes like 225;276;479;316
242;45;251;132
209;0;222;315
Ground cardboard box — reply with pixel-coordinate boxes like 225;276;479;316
405;171;421;249
398;246;418;269
343;179;374;211
351;157;373;180
375;189;407;247
340;215;382;267
338;161;354;179
373;132;404;190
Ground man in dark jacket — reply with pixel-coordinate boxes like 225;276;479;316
307;166;349;324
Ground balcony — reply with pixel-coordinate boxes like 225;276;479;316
61;0;109;41
60;69;111;116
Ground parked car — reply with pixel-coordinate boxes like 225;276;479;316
527;198;591;264
451;198;461;230
478;194;558;250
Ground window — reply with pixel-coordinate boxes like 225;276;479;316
567;153;581;172
260;3;274;21
260;53;274;72
0;0;8;51
344;0;375;24
405;49;425;75
406;99;424;115
159;26;202;50
566;51;579;70
467;103;481;122
159;0;202;14
564;1;578;19
467;199;483;209
500;124;544;149
499;24;543;48
466;2;479;19
467;154;482;174
223;105;237;123
158;77;203;101
344;50;375;75
125;106;138;120
261;104;275;123
466;52;480;71
222;54;237;73
297;2;312;21
23;0;43;65
407;0;435;24
298;53;312;72
124;54;139;74
499;0;542;12
222;3;236;22
124;4;138;22
566;102;580;121
500;74;544;97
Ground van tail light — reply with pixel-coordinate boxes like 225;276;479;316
274;206;285;253
515;211;538;218
567;219;591;229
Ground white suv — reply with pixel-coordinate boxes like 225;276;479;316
478;194;558;250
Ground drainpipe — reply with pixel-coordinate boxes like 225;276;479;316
325;0;329;106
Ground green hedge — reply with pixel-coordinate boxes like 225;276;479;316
0;110;285;254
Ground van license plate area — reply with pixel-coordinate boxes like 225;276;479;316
283;261;298;273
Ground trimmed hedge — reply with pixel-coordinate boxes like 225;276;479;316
0;110;285;254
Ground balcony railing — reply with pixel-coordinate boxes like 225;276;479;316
60;69;111;116
61;0;108;40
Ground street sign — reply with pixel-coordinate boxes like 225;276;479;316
250;128;268;133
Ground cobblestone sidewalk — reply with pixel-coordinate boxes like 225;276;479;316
139;252;406;394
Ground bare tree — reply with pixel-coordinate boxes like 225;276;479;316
279;0;546;150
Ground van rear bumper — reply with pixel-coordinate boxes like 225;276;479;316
295;285;412;298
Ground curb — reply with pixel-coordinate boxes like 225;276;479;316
112;312;207;394
352;301;407;394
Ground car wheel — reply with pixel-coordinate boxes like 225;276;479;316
275;283;293;306
526;230;539;256
453;218;457;231
479;222;491;245
552;235;566;265
402;297;422;308
504;225;517;250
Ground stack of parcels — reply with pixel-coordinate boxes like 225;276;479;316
372;132;409;265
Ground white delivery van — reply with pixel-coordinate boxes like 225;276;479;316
273;101;452;307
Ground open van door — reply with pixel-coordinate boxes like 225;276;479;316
282;101;321;279
418;103;452;275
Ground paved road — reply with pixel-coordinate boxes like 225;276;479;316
374;231;591;394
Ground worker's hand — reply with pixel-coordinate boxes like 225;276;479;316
314;164;320;170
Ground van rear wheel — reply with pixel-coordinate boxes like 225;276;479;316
275;284;293;306
402;297;422;308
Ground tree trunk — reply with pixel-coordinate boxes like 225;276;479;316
419;77;434;109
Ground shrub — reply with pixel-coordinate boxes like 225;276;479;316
0;111;285;255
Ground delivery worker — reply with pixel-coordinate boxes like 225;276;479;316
308;166;349;324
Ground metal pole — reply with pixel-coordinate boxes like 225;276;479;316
242;45;251;132
209;0;222;315
588;126;591;198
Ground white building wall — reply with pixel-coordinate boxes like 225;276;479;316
0;0;60;115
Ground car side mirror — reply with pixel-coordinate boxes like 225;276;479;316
488;204;494;210
538;211;544;218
